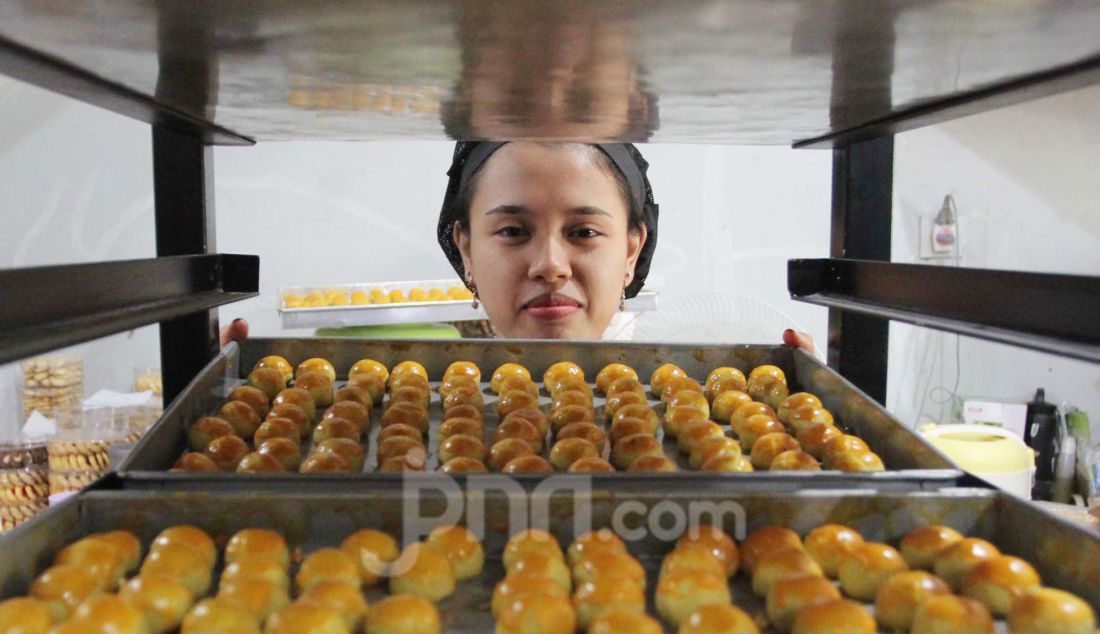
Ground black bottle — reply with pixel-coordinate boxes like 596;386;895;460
1024;388;1058;491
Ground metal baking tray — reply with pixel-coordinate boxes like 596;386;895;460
118;338;963;490
279;279;657;328
1;486;1096;631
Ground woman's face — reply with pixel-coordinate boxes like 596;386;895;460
454;143;647;339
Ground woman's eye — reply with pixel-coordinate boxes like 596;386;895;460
495;226;526;238
570;227;603;239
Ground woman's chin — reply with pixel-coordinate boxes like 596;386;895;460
499;312;602;340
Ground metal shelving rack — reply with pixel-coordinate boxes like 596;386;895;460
4;5;1100;624
1;2;1099;406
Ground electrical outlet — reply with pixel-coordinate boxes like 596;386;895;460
919;216;959;260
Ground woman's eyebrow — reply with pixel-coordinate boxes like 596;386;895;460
484;205;611;218
569;206;612;218
485;204;527;216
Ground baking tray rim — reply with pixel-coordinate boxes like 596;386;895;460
118;337;961;481
6;483;1099;626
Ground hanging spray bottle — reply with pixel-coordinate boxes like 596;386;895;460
1025;388;1058;499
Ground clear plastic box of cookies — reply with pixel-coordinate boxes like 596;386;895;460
20;356;83;420
277;279;658;329
0;441;48;534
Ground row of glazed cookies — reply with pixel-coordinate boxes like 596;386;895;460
173;355;885;475
6;519;1093;633
492;522;1095;634
438;360;676;474
432;361;543;474
739;522;1094;634
334;357;538;474
488;363;581;473
491;360;815;474
489;361;672;474
605;362;717;471
403;357;873;474
542;363;617;473
0;522;486;634
599;363;679;472
283;285;473;308
371;359;434;473
174;356;572;475
491;526;752;633
439;362;603;474
491;526;745;632
590;363;678;472
442;360;673;474
383;360;556;474
651;362;884;472
573;360;883;473
174;356;380;473
491;528;653;633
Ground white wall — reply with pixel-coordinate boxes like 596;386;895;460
889;85;1100;428
7;67;1096;442
0;77;161;438
212;142;832;343
0;76;831;440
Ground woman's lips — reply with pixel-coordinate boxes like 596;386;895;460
522;293;581;320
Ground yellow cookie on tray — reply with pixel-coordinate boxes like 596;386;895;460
389;543;456;602
427;525;484;580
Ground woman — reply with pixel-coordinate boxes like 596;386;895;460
224;140;812;350
437;141;654;340
436;140;814;349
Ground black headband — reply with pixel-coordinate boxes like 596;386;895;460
437;141;659;299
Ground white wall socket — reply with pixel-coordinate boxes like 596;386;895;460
919;215;959;259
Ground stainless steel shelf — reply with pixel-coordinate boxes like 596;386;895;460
794;53;1100;149
0;34;251;146
0;254;259;365
1;1;1098;144
789;258;1100;364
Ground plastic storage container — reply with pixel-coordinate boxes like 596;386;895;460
0;441;48;533
46;427;128;499
20;356;82;421
922;424;1036;498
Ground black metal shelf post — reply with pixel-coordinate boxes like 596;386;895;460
826;137;893;404
153;125;223;404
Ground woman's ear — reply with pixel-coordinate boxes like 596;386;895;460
624;224;648;285
452;221;474;278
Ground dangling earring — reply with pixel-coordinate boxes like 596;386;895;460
465;272;480;309
619;287;626;312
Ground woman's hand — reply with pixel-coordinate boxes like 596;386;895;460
783;329;815;354
220;318;249;347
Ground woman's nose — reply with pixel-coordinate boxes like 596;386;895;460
528;234;572;283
